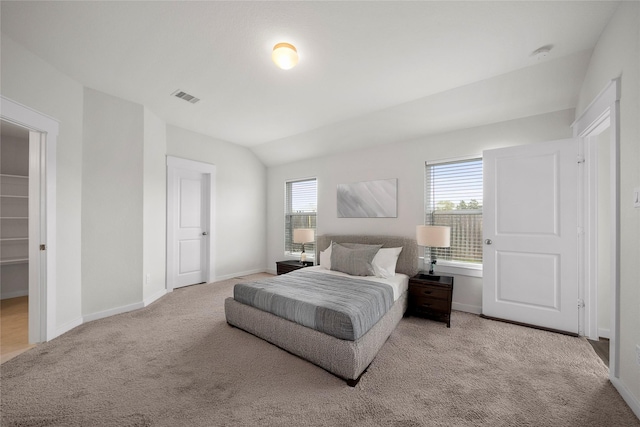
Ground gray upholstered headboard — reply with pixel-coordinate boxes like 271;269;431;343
316;235;418;277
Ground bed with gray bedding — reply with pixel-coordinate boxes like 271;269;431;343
224;235;418;386
234;269;395;341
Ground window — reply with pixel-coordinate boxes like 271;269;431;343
285;178;317;257
425;158;483;267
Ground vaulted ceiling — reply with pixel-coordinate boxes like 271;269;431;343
0;1;619;165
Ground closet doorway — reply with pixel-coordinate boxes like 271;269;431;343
0;121;33;362
1;95;58;355
572;78;620;381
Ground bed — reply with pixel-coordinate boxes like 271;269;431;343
224;235;418;386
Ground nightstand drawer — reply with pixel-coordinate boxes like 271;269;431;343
277;264;299;275
408;285;450;300
410;296;450;312
276;260;313;275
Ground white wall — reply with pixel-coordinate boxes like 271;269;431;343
143;108;167;302
1;35;84;332
166;126;267;280
1;34;266;335
82;88;144;316
267;109;575;312
575;1;640;413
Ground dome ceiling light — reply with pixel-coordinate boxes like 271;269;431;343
531;45;553;60
272;42;299;70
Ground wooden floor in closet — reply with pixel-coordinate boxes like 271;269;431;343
1;296;35;364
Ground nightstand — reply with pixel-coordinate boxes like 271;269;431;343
407;273;454;327
276;260;313;275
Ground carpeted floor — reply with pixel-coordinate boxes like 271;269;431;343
1;274;638;427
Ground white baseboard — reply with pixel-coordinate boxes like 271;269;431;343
52;293;165;340
598;328;611;339
53;316;83;340
214;268;268;282
1;290;29;300
144;289;166;307
611;376;640;421
452;302;482;315
83;301;144;323
80;269;267;328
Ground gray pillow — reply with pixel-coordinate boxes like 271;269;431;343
330;242;382;276
339;242;382;250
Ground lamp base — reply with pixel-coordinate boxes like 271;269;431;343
428;258;437;275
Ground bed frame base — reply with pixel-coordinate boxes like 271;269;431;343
227;321;369;387
224;292;407;386
345;371;366;387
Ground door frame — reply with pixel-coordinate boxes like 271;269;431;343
1;95;58;343
571;78;620;378
166;156;216;291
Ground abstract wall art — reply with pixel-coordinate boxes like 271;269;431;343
337;178;397;218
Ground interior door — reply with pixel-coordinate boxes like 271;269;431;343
483;138;579;334
171;167;209;289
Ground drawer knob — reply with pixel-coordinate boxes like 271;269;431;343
422;290;432;295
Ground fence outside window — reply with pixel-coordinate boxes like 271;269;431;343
427;210;483;264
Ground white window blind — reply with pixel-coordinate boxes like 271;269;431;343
285;178;317;256
425;158;483;265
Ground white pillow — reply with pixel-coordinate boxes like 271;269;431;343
320;244;332;269
372;247;403;278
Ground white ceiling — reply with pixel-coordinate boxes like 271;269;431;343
0;1;619;166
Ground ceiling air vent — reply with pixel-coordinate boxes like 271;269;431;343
171;89;200;104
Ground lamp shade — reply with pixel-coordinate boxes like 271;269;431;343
416;225;451;248
293;228;315;244
272;43;299;70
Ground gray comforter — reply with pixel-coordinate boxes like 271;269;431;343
233;269;394;341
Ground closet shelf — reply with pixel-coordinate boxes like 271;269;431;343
0;217;28;220
0;173;28;179
0;258;28;266
0;195;28;199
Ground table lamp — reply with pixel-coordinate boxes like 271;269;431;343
293;228;315;263
416;225;451;275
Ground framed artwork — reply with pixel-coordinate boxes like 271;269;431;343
337;178;397;218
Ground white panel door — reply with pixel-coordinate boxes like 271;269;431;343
172;168;208;288
483;138;579;333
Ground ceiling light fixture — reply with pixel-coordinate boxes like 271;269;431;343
272;42;299;70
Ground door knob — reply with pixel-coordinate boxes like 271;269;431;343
484;239;492;245
202;231;208;236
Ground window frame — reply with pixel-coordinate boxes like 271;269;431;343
424;155;483;277
284;177;318;260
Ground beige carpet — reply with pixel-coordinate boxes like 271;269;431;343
1;274;638;427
